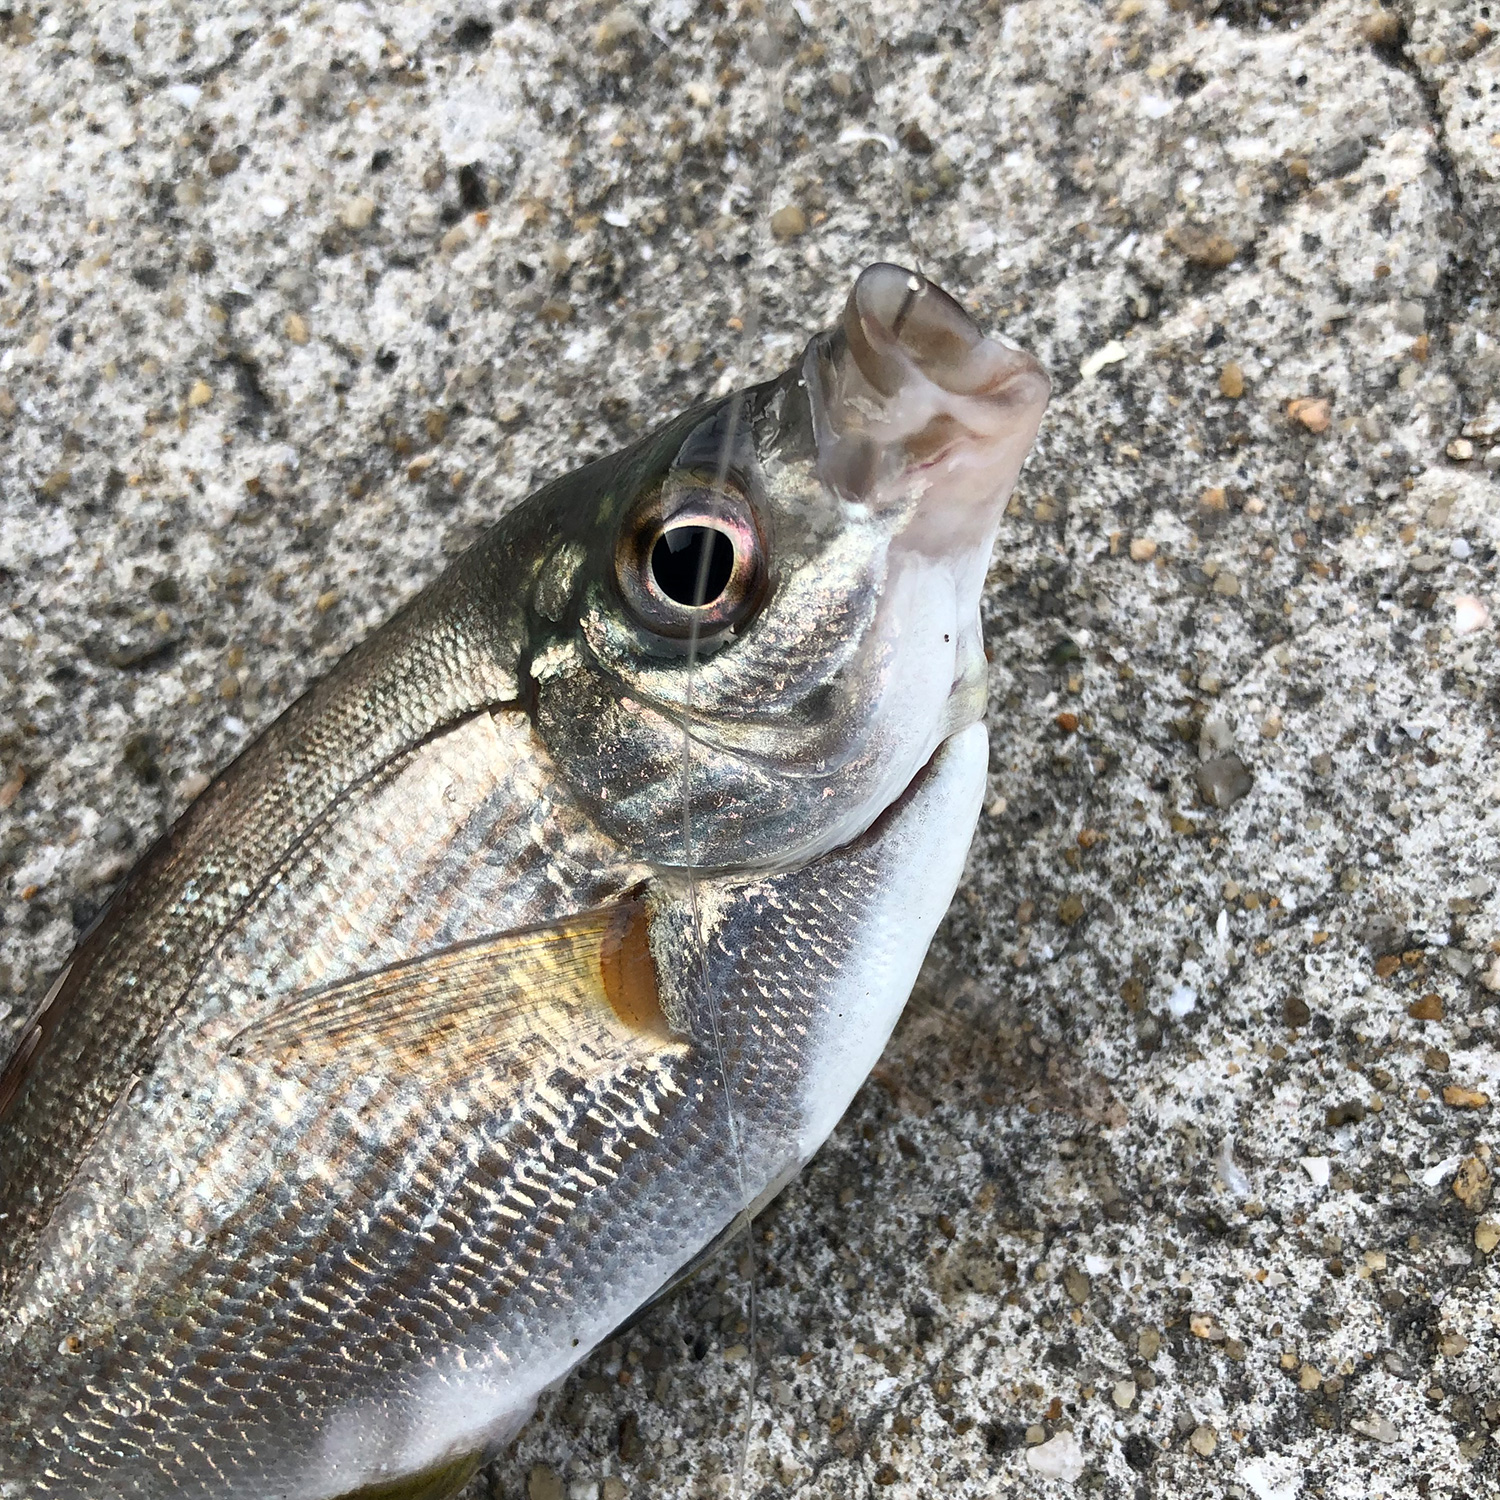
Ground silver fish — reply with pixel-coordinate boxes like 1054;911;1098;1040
0;264;1048;1499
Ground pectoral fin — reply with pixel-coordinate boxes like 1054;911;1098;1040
231;899;671;1080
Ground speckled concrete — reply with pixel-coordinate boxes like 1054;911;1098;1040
1;0;1496;1497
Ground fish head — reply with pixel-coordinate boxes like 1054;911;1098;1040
525;263;1049;870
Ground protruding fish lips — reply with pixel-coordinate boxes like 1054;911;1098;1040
801;265;1052;776
807;263;1051;556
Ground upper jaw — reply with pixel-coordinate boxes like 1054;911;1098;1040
803;263;1050;564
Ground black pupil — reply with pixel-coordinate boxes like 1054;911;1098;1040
651;526;735;607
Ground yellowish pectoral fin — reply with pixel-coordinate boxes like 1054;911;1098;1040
231;900;672;1078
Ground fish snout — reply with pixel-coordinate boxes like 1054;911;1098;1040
807;264;1050;516
841;262;1050;413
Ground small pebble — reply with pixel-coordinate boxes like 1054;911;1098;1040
1474;1219;1499;1254
528;1466;564;1500
187;380;213;407
1025;1431;1084;1481
1172;227;1238;269
1218;361;1244;398
1112;1379;1137;1410
1299;1157;1330;1188
1129;537;1157;562
1196;754;1253;810
1442;1085;1490;1110
770;205;807;240
1350;1413;1398;1444
285;312;309;345
1189;1425;1217;1457
339;195;376;231
1359;8;1402;44
1450;594;1487;635
1287;397;1331;433
177;771;211;802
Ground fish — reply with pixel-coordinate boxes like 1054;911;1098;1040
0;263;1048;1500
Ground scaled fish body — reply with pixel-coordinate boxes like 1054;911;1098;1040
0;266;1048;1499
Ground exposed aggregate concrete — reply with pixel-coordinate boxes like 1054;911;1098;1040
0;0;1496;1497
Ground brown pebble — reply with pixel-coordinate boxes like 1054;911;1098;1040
1406;993;1443;1021
0;765;26;809
1058;894;1086;926
526;1466;564;1500
285;312;309;345
1283;994;1311;1028
1452;1156;1491;1210
1129;537;1158;562
770;204;807;240
1287;396;1332;433
1171;226;1239;269
1360;8;1403;45
207;150;240;177
1055;711;1079;734
1219;361;1245;398
1374;954;1401;978
1443;1086;1490;1110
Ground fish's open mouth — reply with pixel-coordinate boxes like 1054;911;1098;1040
805;264;1051;533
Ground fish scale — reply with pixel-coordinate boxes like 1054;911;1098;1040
1;267;1048;1498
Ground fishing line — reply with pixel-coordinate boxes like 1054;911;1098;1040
679;15;788;1494
849;2;930;276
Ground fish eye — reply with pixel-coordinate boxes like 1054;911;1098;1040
615;485;768;644
650;524;735;606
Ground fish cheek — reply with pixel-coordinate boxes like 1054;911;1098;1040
527;659;785;869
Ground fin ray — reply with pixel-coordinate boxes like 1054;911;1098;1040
232;900;671;1078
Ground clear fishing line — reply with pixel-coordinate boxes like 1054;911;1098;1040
851;2;930;275
679;17;789;1494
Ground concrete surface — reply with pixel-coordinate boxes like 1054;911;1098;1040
1;0;1497;1497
